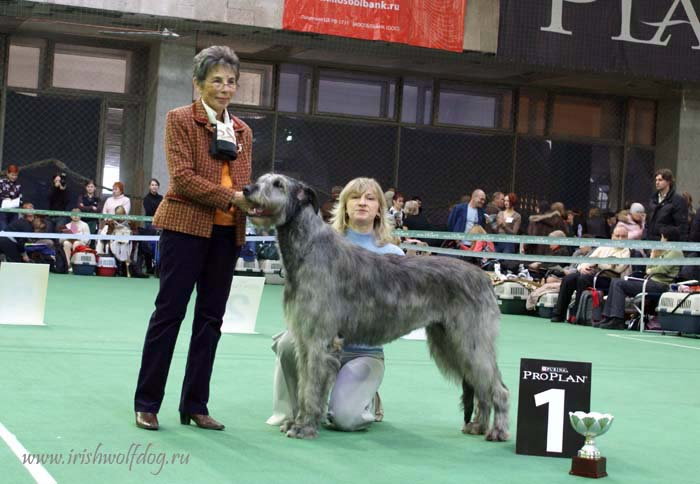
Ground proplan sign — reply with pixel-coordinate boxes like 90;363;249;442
498;0;700;81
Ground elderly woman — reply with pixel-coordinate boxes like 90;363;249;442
267;177;403;432
134;46;252;431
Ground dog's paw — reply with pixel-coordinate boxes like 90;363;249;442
485;427;510;442
288;424;319;439
280;420;295;433
462;422;486;435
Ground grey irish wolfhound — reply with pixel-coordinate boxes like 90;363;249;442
244;173;510;441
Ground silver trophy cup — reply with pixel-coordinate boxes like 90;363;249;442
569;411;614;459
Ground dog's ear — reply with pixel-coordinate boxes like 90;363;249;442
296;184;320;214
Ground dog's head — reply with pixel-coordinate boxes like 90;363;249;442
244;173;319;227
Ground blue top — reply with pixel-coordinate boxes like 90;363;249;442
342;228;404;355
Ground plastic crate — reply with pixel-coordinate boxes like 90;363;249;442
72;264;96;276
536;293;558;318
494;282;530;315
97;255;117;277
656;292;700;333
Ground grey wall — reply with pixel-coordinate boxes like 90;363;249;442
141;41;195;196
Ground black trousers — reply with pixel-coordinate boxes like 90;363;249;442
552;272;612;319
603;278;668;319
134;226;240;414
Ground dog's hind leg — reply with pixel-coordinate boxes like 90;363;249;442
467;347;510;441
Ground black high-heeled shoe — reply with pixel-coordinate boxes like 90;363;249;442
180;412;225;430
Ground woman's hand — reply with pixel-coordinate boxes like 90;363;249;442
231;191;253;212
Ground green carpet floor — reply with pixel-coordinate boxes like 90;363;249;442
1;274;699;484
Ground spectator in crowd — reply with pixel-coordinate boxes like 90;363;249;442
691;207;700;243
389;192;405;228
78;179;100;233
141;178;163;273
60;208;91;271
459;225;495;266
495;192;521;253
599;226;684;330
605;211;618;236
525;201;568;255
585;207;610;239
0;164;21;230
143;178;163;218
682;191;695;226
411;196;423;214
48;173;70;231
485;191;505;232
0;201;34;262
447;189;486;248
645;168;688;240
321;185;343;223
267;177;402;430
403;200;431;231
383;190;395;213
615;202;646;240
528;230;571;279
550;225;631;323
102;181;131;215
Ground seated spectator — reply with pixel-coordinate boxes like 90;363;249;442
78;179;101;234
0;202;34;262
102;181;131;215
585;207;610;239
528;230;571;279
525;201;568;255
615;203;646;240
321;185;343;224
60;208;91;271
459;225;495;266
599;226;684;330
389;192;405;228
550;225;631;323
495;192;521;253
0;164;21;230
97;206;143;277
403;200;432;231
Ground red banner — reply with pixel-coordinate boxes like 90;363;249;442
282;0;467;52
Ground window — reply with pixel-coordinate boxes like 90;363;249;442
551;95;622;139
231;62;274;108
317;70;396;119
7;38;45;89
278;64;312;114
627;99;656;146
101;107;123;193
53;44;129;93
518;90;547;136
438;84;512;129
401;78;433;125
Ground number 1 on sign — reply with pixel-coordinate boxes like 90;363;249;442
534;388;565;453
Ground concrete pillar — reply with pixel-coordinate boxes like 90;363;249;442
656;89;700;200
141;41;195;197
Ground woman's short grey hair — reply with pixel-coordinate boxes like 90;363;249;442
193;46;240;84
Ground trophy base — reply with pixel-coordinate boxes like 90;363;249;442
570;456;607;478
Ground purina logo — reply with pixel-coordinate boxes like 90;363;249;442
522;365;588;384
543;0;700;50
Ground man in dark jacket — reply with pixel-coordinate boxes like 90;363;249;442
447;189;486;247
0;202;34;262
644;169;688;241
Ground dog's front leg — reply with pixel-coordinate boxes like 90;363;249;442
287;343;335;439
